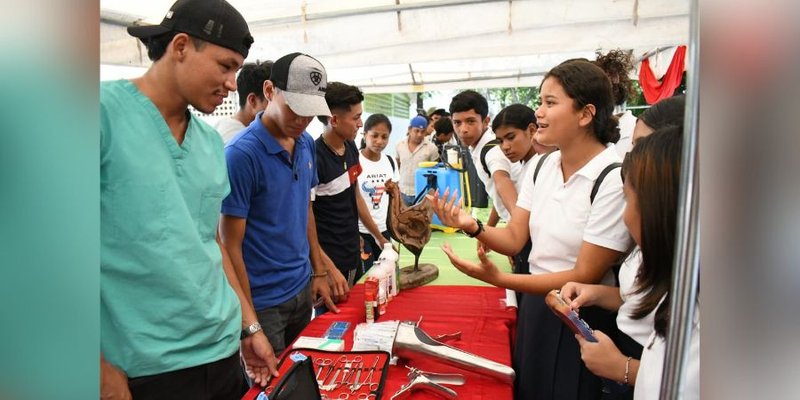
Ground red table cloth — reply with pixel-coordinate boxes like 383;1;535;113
244;284;517;399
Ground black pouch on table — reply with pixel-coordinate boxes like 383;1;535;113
269;356;322;400
263;349;391;400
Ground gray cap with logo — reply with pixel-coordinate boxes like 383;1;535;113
269;53;331;117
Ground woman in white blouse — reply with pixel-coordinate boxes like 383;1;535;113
430;59;631;400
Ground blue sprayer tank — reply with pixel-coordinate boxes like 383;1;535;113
414;164;462;231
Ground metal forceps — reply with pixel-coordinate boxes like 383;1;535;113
345;355;363;366
340;355;363;387
341;392;376;400
315;358;334;382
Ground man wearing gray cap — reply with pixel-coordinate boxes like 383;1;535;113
220;53;339;360
100;1;274;398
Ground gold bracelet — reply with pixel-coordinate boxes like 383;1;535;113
311;271;328;278
623;356;632;385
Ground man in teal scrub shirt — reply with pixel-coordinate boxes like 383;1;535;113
100;1;279;398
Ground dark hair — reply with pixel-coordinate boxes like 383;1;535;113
142;31;206;62
318;81;364;124
429;108;450;118
236;61;273;108
449;90;489;119
543;59;619;144
434;117;454;135
364;113;392;133
594;49;635;106
491;104;537;132
622;125;683;338
639;95;686;132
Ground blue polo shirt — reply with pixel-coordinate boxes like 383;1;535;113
221;113;317;310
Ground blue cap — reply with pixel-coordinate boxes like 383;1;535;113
409;115;428;129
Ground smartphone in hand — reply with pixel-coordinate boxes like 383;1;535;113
545;289;597;342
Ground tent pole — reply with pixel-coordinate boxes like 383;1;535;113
658;0;700;398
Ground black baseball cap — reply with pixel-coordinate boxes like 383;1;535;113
127;0;254;58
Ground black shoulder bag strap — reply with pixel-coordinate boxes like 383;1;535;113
590;162;622;204
479;138;501;176
589;161;624;288
532;151;553;184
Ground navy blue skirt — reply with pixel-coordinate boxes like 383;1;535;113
513;293;619;400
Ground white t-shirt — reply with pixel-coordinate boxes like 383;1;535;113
516;147;632;283
615;109;636;157
634;300;700;400
357;153;398;233
214;118;246;143
617;249;654;346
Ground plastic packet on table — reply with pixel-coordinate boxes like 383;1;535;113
352;320;400;364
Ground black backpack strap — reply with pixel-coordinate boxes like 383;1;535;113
532;151;552;184
386;154;395;172
590;162;622;204
479;138;501;176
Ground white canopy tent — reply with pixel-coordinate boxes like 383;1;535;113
100;0;689;93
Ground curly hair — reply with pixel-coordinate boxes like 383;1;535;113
594;49;635;106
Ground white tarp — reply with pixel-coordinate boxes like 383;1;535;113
100;0;689;92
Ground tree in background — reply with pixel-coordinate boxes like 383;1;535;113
484;87;540;110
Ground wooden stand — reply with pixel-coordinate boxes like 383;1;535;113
398;263;438;289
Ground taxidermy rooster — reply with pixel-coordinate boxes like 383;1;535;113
384;179;433;271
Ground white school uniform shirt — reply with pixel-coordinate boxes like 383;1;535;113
470;129;516;220
516;146;632;283
634;300;700;400
357;153;398;233
617;249;654;346
515;156;536;194
469;129;496;188
484;146;521;221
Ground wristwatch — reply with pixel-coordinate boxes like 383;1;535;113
464;218;484;238
240;322;263;340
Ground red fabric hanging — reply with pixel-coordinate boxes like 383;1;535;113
639;45;687;104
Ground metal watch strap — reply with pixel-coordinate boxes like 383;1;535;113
240;322;262;340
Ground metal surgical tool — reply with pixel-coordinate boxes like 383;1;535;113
393;321;515;383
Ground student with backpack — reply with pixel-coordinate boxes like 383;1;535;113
450;90;517;238
431;59;631;400
357;113;398;271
